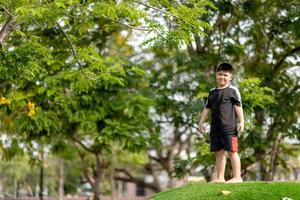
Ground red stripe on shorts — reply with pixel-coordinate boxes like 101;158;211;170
232;136;238;152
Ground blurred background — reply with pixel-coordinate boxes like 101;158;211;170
0;0;299;200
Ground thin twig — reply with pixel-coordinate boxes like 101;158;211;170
54;20;96;80
132;0;199;31
104;16;151;31
153;29;167;41
88;9;150;31
0;5;13;16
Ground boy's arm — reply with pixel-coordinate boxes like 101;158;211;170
198;108;211;134
234;105;244;132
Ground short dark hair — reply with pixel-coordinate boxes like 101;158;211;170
216;63;234;73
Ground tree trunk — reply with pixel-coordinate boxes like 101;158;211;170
39;164;44;200
92;153;102;200
144;163;162;192
58;159;65;200
259;161;268;181
13;176;18;198
110;150;117;200
35;183;39;197
0;171;4;197
25;185;34;197
266;133;282;181
110;169;117;200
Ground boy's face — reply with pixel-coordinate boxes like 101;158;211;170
216;71;232;87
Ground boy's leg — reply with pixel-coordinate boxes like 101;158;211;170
212;150;226;182
220;134;243;183
210;136;226;182
226;151;243;183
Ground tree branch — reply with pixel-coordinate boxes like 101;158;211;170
79;153;95;185
272;46;300;72
115;168;134;179
114;167;160;192
72;136;95;153
104;16;150;31
132;0;198;31
0;15;15;47
148;154;161;163
0;5;13;16
54;20;96;80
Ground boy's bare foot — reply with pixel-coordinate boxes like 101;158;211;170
210;179;225;183
225;178;243;183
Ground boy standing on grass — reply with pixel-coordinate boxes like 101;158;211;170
198;63;244;183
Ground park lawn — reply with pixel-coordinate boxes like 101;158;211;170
149;181;300;200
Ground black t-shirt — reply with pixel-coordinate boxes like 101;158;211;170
205;85;242;136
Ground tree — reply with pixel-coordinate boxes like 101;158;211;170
0;0;214;199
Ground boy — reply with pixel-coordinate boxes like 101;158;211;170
198;63;244;183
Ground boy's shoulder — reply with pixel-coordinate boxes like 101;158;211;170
209;87;217;92
228;85;240;93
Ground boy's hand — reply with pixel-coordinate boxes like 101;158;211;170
198;123;206;134
237;122;244;132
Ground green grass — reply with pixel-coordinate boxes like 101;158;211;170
150;181;300;200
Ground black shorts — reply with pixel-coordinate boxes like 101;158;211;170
210;134;238;152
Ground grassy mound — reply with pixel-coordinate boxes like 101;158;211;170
150;182;300;200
